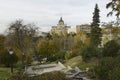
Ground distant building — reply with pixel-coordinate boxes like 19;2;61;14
76;24;91;33
101;27;120;46
35;31;48;37
67;28;76;34
50;17;71;35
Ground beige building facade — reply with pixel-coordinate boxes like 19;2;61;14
50;17;71;35
67;28;76;34
76;24;91;33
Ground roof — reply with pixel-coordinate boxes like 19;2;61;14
59;17;64;24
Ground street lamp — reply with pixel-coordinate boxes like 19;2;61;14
9;48;14;73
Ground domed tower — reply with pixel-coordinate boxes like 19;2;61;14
58;17;64;25
50;17;71;36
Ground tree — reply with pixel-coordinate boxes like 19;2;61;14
102;40;120;57
37;38;60;57
0;35;6;64
74;32;86;49
106;0;120;17
91;4;102;47
81;44;98;62
5;20;38;67
0;35;5;48
111;27;120;38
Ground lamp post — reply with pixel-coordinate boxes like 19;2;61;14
9;48;14;73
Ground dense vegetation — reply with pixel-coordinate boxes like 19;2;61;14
8;71;68;80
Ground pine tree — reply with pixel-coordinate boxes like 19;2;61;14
91;4;102;47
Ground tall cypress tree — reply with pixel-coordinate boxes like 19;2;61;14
91;4;102;47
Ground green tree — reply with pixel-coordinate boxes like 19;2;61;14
106;0;120;17
0;35;5;48
74;32;86;49
37;38;59;57
112;27;120;39
0;35;6;64
102;40;120;57
81;44;98;62
37;39;50;57
91;4;102;47
5;20;38;66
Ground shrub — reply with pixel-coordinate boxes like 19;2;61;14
0;49;18;67
81;45;98;62
55;51;66;60
94;56;120;80
8;71;69;80
102;40;120;57
47;51;66;62
94;57;112;80
65;51;72;60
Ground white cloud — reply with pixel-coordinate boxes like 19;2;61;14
0;0;116;33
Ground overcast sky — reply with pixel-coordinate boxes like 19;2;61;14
0;0;116;33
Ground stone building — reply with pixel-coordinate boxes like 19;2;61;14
50;17;71;35
67;28;76;34
76;24;91;33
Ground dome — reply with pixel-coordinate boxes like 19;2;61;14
59;17;64;24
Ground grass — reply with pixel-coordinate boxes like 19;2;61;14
0;67;12;80
64;56;82;67
65;56;98;70
0;56;98;80
78;58;98;70
0;67;20;80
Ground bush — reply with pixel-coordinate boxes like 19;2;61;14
65;51;72;60
55;51;66;60
94;57;112;80
47;51;66;62
94;56;120;80
8;71;69;80
102;40;120;57
0;49;18;67
81;45;98;62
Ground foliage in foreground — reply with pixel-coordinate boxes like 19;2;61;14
102;40;120;57
94;56;120;80
94;40;120;80
81;44;98;62
8;71;69;80
0;49;18;67
106;0;120;17
0;68;12;80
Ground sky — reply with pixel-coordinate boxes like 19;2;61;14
0;0;116;33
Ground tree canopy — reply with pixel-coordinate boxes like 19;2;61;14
5;20;39;65
106;0;120;17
